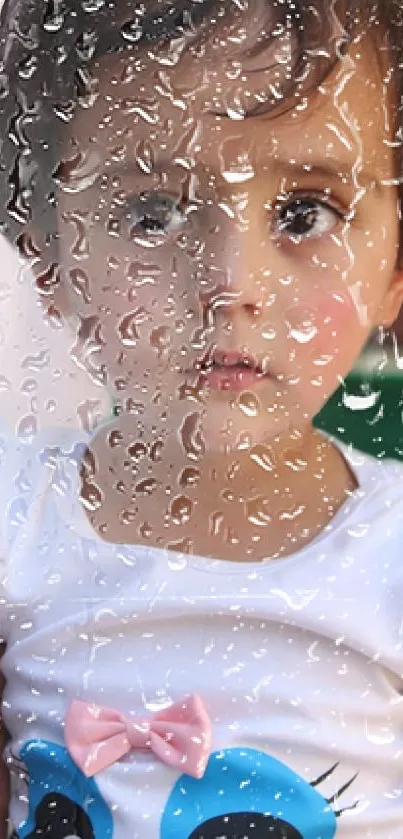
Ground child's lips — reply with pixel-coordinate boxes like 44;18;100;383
195;365;269;392
195;349;273;375
183;349;276;390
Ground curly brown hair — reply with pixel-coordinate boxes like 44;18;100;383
0;0;402;268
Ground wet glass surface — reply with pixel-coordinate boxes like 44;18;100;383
0;1;403;837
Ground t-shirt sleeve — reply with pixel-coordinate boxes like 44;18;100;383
0;421;18;642
0;419;35;644
0;419;85;645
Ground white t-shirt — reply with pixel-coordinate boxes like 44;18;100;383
1;423;403;838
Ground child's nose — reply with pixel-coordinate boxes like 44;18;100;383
198;196;271;324
199;280;264;329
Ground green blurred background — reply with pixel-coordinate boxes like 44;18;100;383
314;340;403;460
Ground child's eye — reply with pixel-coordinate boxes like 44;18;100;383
125;191;187;237
273;195;344;241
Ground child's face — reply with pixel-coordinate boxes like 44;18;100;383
56;19;403;454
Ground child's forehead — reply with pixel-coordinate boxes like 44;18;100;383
70;34;395;186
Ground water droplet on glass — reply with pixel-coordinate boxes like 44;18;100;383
209;511;224;536
342;390;381;411
249;445;275;472
236;431;253;450
175;319;185;333
21;350;50;370
135;478;158;496
21;378;38;395
126;260;160;287
245;496;272;527
178;466;200;488
237;391;260;417
149;440;163;462
128;441;147;460
106;217;121;238
108;255;120;271
9;497;28;528
283;450;307;472
0;375;11;392
117;311;143;347
138;521;152;539
17;414;37;440
62;211;90;259
225;526;240;545
18;54;38;79
365;722;395;746
121;18;143;43
76;30;98;62
69;268;91;304
135;138;154;174
347;523;370;539
108;429;123;448
43;0;66;32
121;97;159;124
80;478;104;512
81;0;104;11
288;324;318;344
0;282;12;303
16;232;41;262
8;153;36;223
0;74;9;99
125;399;146;416
53;97;76;122
166;549;189;570
53;150;101;193
76;66;99;108
150;325;171;355
70;315;107;385
169;495;192;525
262;325;277;341
35;262;61;298
119;508;137;525
178;412;205;460
77;399;106;433
279;504;305;521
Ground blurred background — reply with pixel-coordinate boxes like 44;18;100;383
315;306;403;459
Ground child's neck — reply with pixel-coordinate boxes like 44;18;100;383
80;422;358;563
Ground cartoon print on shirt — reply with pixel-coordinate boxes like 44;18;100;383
9;740;113;839
160;748;359;838
10;741;359;838
11;793;95;839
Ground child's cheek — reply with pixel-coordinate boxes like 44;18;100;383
284;289;367;368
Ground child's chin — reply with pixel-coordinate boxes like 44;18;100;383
199;408;290;456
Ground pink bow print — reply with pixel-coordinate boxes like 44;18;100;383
65;694;211;779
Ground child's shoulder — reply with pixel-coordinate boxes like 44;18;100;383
336;439;403;529
334;436;403;486
320;434;403;536
0;418;85;479
0;419;87;552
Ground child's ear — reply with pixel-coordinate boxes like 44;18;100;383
376;267;403;328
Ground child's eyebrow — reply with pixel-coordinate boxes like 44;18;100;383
277;159;383;195
104;157;383;196
103;159;181;182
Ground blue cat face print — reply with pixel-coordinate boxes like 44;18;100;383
13;741;355;838
13;740;113;839
161;748;352;838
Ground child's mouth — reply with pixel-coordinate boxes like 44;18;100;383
189;350;274;392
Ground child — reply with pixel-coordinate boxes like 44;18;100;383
1;0;403;835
